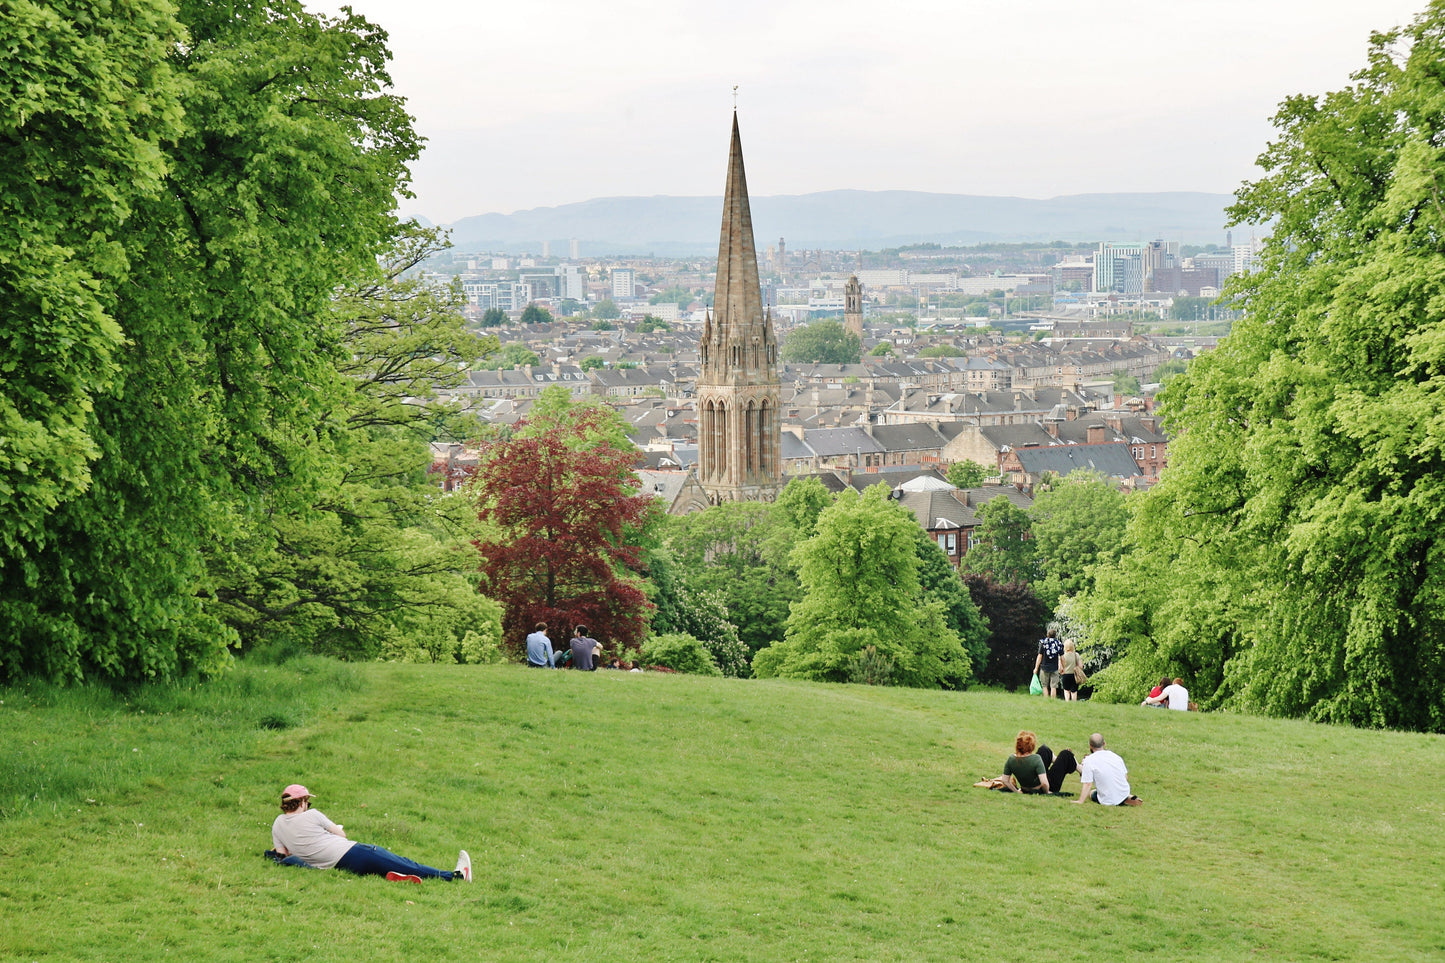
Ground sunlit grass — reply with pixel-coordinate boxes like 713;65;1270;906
2;661;1441;961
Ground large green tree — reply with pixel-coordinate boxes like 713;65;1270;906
961;496;1036;584
0;1;420;683
208;227;501;662
754;486;970;688
1028;471;1130;610
661;501;801;655
1075;4;1445;731
1;0;183;557
780;320;862;364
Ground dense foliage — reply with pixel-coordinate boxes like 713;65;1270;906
962;575;1050;689
960;496;1036;583
473;407;656;653
946;460;991;489
1028;471;1129;611
780;320;862;365
754;486;971;688
0;0;420;682
1072;4;1445;731
661;500;801;655
646;549;749;677
640;632;723;676
208;228;502;664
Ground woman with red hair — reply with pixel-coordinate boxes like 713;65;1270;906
998;731;1078;795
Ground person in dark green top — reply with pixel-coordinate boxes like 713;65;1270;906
1001;730;1050;793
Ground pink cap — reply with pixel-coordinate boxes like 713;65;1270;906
281;784;313;800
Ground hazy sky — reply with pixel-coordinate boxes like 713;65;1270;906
322;0;1427;223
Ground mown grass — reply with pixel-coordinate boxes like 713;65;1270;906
2;660;1442;962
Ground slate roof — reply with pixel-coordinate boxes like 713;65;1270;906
870;422;949;453
802;427;884;458
1012;444;1143;479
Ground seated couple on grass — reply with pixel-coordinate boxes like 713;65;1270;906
265;784;472;883
974;730;1078;796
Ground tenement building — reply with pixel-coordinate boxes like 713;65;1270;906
697;113;783;503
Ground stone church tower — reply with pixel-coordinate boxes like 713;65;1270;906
697;113;782;504
843;274;864;341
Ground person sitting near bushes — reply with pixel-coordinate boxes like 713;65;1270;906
1142;676;1170;707
1144;677;1191;711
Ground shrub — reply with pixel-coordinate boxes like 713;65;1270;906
640;633;722;676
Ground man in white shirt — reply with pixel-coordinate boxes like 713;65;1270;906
1144;677;1190;711
1075;733;1141;806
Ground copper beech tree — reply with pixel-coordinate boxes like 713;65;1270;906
473;407;656;654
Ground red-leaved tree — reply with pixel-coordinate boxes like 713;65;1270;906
473;407;656;654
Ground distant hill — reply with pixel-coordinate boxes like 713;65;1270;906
440;190;1239;255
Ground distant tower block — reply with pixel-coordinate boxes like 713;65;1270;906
844;274;864;341
569;238;580;259
541;240;550;258
777;237;786;273
697;112;782;505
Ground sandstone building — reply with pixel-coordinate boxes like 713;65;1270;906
697;113;782;503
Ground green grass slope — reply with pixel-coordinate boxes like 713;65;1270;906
3;661;1442;962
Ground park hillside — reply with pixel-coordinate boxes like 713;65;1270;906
3;4;1445;873
3;659;1443;961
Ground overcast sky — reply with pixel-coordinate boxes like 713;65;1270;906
321;0;1427;223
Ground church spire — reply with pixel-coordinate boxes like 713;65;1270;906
696;111;781;505
713;111;764;336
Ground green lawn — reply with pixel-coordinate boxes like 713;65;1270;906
2;660;1442;961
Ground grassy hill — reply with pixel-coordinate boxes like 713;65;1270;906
3;660;1441;961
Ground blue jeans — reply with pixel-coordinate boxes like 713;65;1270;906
335;843;455;880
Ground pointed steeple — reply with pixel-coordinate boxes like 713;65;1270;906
696;111;781;505
713;111;764;336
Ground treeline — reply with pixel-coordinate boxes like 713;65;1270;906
1;1;501;682
1068;5;1445;733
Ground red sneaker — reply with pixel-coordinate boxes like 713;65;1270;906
385;872;423;883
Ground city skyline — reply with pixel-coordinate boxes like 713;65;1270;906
323;0;1427;224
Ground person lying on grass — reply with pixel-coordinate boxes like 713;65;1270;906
973;730;1077;795
268;784;472;883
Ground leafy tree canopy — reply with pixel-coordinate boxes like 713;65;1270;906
961;496;1036;584
1111;370;1143;395
480;307;508;327
946;460;990;489
774;477;834;540
1027;470;1129;612
0;0;420;683
1074;4;1445;731
962;574;1049;688
519;303;553;325
780;320;862;364
661;501;800;655
518;384;633;454
474;406;655;652
476;343;539;370
649;286;693;309
918;344;964;358
592;299;621;320
754;486;970;688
